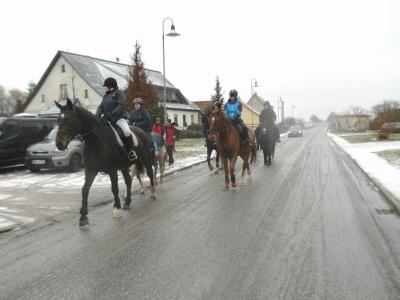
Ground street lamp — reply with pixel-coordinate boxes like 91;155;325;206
250;78;258;130
162;17;180;122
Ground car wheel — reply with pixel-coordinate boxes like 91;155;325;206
68;154;81;172
28;167;41;173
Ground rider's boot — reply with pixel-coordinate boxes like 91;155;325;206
124;136;137;161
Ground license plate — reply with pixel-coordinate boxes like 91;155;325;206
32;160;45;165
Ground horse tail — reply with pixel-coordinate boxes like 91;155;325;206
250;144;257;165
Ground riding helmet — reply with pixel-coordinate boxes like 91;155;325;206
132;98;144;104
264;100;270;106
229;89;238;97
103;77;118;88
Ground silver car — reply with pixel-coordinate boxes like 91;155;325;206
26;126;84;172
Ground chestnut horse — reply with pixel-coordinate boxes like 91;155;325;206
208;108;257;190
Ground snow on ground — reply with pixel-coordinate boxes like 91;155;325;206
0;153;209;231
328;132;400;206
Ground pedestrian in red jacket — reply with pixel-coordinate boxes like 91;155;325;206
165;119;176;165
152;117;164;135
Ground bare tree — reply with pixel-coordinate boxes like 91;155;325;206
349;105;367;115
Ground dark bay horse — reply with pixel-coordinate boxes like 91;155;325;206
55;99;155;226
208;109;257;190
202;111;220;172
256;123;276;166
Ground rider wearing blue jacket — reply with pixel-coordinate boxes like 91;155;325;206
224;90;249;144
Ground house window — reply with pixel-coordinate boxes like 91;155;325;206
61;64;66;73
84;89;89;99
171;92;176;101
41;94;45;103
191;114;194;125
174;114;178;125
183;115;187;127
60;84;68;99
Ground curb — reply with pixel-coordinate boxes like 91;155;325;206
0;158;209;236
327;133;400;214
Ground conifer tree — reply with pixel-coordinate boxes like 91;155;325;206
125;41;163;120
211;76;224;105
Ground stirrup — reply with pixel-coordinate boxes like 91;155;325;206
128;150;137;161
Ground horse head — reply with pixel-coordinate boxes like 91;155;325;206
208;108;225;142
54;98;81;150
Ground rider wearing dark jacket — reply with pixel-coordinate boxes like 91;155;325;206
224;90;249;144
129;98;151;133
129;98;156;164
258;101;280;143
96;77;137;161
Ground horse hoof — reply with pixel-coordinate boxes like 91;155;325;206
150;194;157;200
209;166;214;171
232;182;237;188
79;216;89;226
123;203;130;210
112;208;123;219
223;186;229;191
214;170;219;175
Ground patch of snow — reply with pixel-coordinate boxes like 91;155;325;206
328;133;400;201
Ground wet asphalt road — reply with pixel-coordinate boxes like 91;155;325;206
1;127;400;300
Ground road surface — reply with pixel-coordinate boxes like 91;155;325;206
1;127;400;299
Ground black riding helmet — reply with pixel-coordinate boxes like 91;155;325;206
103;77;118;89
229;89;238;97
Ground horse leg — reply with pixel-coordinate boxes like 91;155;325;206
110;169;123;219
230;154;238;187
223;156;229;190
239;155;248;185
160;150;166;184
214;148;220;174
154;157;159;185
131;165;145;194
145;159;156;200
80;168;97;226
207;145;214;171
122;167;132;210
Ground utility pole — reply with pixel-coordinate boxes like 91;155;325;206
280;98;285;121
291;104;296;119
277;97;280;124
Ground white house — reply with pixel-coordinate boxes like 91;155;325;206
23;51;200;129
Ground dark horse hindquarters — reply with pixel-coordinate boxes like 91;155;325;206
256;125;275;165
55;99;155;226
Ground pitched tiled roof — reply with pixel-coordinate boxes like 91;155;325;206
23;51;199;112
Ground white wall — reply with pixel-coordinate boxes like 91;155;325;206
167;109;199;130
25;56;101;114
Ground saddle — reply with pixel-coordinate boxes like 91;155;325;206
108;123;138;148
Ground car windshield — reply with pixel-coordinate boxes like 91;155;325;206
289;126;301;131
45;126;58;141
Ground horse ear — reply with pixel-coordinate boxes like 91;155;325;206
54;100;65;110
66;98;74;110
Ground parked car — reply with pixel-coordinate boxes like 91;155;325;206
0;117;57;168
26;126;84;172
377;122;400;139
288;125;303;137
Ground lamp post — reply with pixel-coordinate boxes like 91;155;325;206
250;78;258;130
162;17;180;122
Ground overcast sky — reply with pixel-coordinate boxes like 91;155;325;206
1;0;399;120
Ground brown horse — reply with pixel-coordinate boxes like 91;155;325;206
208;108;257;190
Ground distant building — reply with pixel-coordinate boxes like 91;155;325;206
247;93;266;113
23;51;200;129
336;114;370;132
